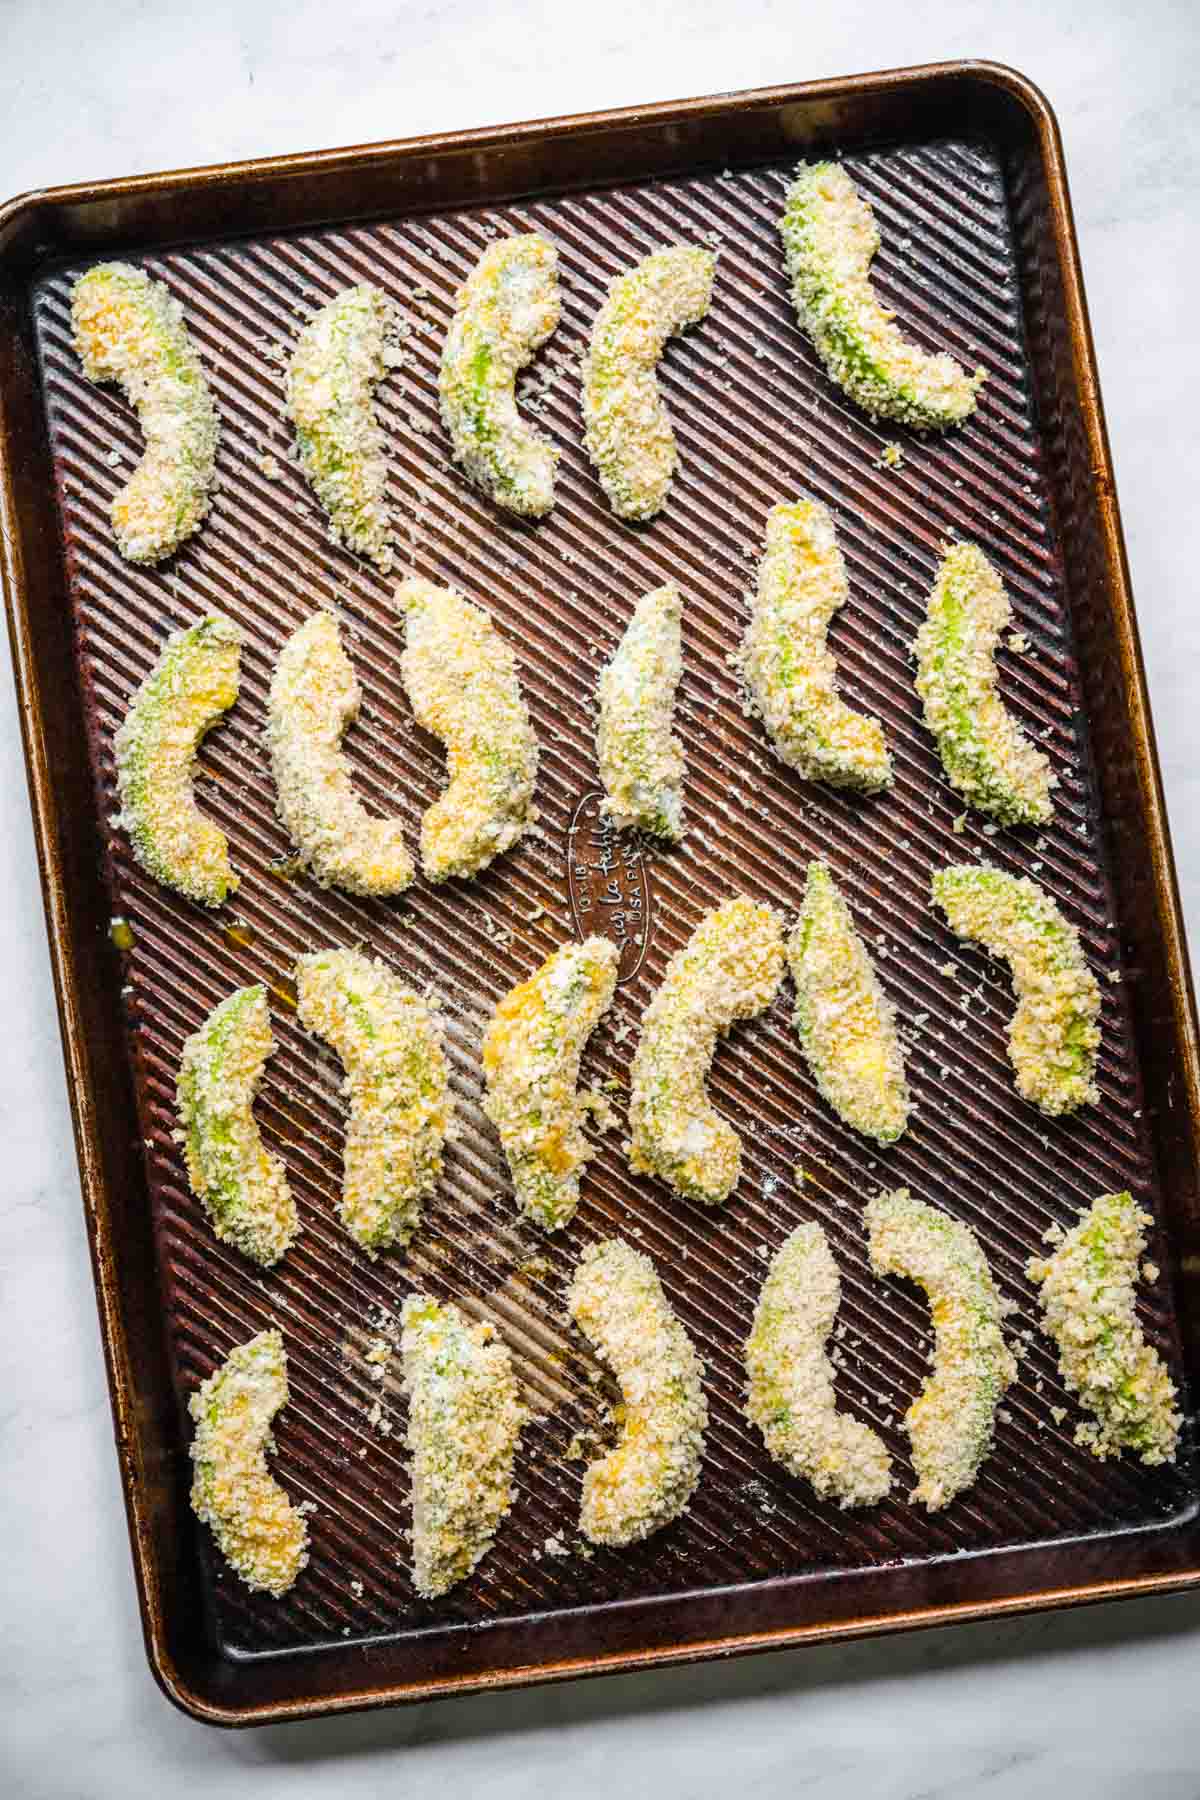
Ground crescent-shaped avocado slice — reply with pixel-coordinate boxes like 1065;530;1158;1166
396;578;538;883
177;983;299;1267
629;895;784;1206
1028;1191;1180;1465
568;1238;707;1546
286;283;396;567
582;245;715;521
296;947;453;1256
747;1222;893;1507
266;610;414;896
866;1189;1015;1511
115;614;242;908
779;162;984;428
742;499;891;792
788;861;910;1143
71;260;219;563
932;863;1100;1116
189;1329;309;1596
439;232;561;516
482;936;619;1231
916;542;1055;825
401;1295;525;1598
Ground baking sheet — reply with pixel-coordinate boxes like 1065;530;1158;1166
23;111;1197;1680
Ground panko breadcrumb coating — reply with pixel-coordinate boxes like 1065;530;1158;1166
286;283;396;567
266;610;414;896
71;261;219;563
746;1222;893;1507
788;861;909;1143
779;163;985;429
932;864;1100;1116
568;1238;707;1546
115;614;242;908
596;581;686;839
189;1329;309;1597
295;948;453;1256
866;1189;1015;1511
1028;1192;1180;1465
916;542;1055;826
439;233;561;516
582;245;715;521
401;1295;525;1598
741;499;892;792
482;937;619;1231
629;896;784;1206
397;577;538;882
176;984;298;1267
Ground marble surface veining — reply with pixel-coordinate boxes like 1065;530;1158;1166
1;1;1198;1795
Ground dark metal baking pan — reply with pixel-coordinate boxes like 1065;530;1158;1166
2;60;1198;1726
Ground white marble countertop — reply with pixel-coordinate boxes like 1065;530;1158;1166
2;2;1199;1794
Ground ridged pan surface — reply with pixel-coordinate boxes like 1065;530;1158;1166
31;137;1194;1662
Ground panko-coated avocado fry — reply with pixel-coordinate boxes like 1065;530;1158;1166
866;1189;1015;1511
401;1295;525;1598
115;613;242;908
568;1238;707;1546
779;162;985;429
1028;1191;1180;1465
295;948;453;1256
397;577;538;882
596;580;686;839
189;1329;309;1597
742;499;891;792
746;1223;893;1507
266;610;414;896
916;542;1055;826
286;283;396;568
71;260;219;563
932;863;1100;1116
439;232;561;516
787;861;909;1144
582;245;715;521
176;984;299;1267
482;937;619;1231
629;895;784;1206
